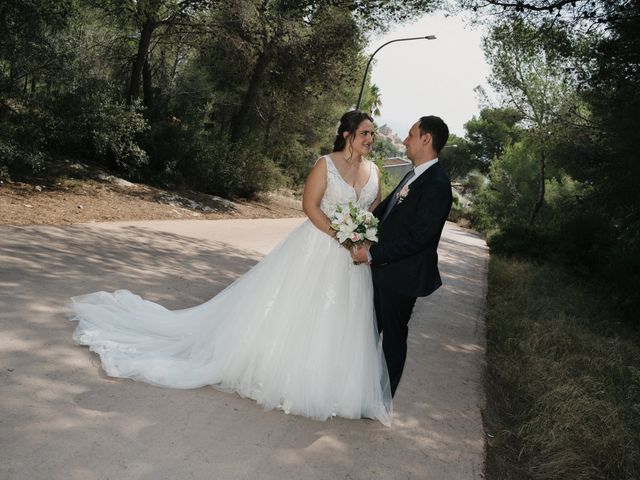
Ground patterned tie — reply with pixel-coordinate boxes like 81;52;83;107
381;168;415;223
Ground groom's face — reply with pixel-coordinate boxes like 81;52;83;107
403;122;429;162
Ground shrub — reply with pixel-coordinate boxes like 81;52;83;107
488;224;550;259
601;221;640;321
0;83;149;179
182;133;285;198
448;195;466;223
135;117;195;188
52;83;149;174
0;100;54;178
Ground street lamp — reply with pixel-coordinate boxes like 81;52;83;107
355;35;437;111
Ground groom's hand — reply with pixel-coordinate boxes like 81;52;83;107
351;245;370;264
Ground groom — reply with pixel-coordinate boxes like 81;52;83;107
352;115;452;396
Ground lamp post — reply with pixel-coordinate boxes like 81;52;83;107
355;35;437;111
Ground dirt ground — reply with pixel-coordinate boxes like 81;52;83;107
0;178;304;225
1;219;488;480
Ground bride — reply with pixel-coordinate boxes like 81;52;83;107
70;111;392;425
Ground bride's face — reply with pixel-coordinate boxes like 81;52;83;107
346;119;375;156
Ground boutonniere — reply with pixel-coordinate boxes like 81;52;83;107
396;184;410;204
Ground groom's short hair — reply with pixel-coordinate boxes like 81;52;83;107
419;116;449;153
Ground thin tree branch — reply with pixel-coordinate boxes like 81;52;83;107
481;0;580;11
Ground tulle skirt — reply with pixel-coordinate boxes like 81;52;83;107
70;220;392;425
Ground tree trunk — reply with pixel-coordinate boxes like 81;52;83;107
127;18;155;105
9;62;16;91
264;111;276;144
529;149;546;225
143;56;152;107
230;44;272;141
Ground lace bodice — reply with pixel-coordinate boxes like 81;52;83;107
319;155;379;216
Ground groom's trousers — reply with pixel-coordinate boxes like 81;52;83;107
373;284;417;397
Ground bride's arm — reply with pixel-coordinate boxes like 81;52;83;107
302;157;337;238
369;163;382;212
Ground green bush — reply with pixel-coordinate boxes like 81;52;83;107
52;83;149;174
601;221;640;320
183;133;285;198
488;213;609;265
447;195;467;223
487;224;550;259
0;100;54;178
137;118;196;188
0;83;149;179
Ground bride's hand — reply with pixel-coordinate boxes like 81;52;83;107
351;244;370;264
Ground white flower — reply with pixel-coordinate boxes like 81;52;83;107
364;227;378;242
337;230;351;243
331;209;349;225
342;217;357;232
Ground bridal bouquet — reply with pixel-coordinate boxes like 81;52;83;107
329;202;379;254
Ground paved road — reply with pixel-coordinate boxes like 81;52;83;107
1;218;489;480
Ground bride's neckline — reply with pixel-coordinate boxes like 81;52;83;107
324;155;373;201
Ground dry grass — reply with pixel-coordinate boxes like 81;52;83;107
483;256;640;480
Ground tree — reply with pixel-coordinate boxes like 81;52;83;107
360;83;383;117
438;134;477;180
457;0;640;321
464;107;522;170
475;140;539;230
458;0;639;225
458;0;630;27
483;18;575;225
0;1;78;97
97;0;216;106
0;0;445;195
224;0;442;140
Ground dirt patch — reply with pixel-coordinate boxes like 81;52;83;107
0;178;304;225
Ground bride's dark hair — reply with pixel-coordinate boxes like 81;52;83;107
333;110;374;152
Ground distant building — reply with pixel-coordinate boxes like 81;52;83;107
378;125;394;136
383;157;412;182
377;124;405;153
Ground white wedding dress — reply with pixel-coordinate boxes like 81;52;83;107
70;156;392;425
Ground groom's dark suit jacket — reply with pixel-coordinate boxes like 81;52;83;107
370;161;452;298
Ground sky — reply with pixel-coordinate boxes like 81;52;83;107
366;12;491;137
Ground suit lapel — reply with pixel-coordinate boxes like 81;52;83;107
381;163;440;223
405;161;440;192
375;169;413;219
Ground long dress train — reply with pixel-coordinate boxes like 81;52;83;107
70;156;392;425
